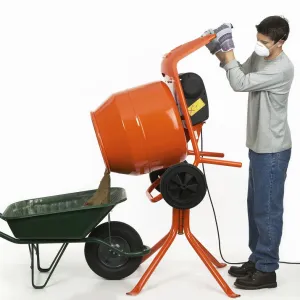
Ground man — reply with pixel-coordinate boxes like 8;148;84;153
203;16;294;290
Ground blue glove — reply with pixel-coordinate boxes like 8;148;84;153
214;23;235;52
201;29;221;55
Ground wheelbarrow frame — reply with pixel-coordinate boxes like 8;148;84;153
0;189;150;289
0;227;149;289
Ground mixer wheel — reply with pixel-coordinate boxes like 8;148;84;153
160;163;207;209
149;161;188;192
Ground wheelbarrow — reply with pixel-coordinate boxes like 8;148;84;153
90;34;243;298
0;187;150;289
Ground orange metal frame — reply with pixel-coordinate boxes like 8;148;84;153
127;34;242;298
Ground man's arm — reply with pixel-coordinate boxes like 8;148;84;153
217;51;283;92
204;23;282;92
240;53;253;74
216;51;253;74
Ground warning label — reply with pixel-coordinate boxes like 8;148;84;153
188;98;206;116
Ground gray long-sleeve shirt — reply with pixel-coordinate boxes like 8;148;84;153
221;51;294;153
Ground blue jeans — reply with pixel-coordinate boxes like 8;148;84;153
247;148;291;272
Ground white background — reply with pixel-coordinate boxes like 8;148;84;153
0;1;299;299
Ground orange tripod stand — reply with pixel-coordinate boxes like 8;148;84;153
127;208;239;298
127;34;242;297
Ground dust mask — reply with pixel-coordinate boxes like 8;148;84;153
254;34;286;57
254;41;270;57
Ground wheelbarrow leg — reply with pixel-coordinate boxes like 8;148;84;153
32;244;68;273
183;210;240;298
127;209;180;296
29;243;68;289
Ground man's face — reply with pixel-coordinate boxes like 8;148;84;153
257;32;283;56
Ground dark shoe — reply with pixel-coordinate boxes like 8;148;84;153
228;261;256;277
234;270;277;290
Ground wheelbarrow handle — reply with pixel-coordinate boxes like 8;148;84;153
146;179;163;203
0;229;151;258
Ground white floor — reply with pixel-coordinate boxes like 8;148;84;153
0;241;298;300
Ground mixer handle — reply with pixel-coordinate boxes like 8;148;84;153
195;157;242;168
146;179;163;203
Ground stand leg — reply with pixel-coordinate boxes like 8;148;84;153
127;209;180;296
141;234;169;263
191;235;226;268
183;211;240;298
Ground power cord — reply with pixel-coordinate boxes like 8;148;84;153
199;128;300;265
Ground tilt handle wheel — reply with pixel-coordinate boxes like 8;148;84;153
160;163;207;209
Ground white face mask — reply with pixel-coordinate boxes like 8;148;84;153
254;34;286;57
254;41;271;57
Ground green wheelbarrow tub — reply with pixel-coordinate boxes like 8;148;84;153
0;187;127;240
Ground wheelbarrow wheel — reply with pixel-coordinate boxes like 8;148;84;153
84;221;144;280
160;163;207;209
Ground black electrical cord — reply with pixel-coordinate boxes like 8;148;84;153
199;128;300;265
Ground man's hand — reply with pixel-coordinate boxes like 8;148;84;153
214;23;235;52
201;29;221;55
202;23;236;64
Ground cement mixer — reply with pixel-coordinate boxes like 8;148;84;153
91;34;242;210
90;34;243;298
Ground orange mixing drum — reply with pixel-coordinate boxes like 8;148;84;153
91;81;187;175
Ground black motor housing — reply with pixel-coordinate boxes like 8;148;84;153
179;72;209;125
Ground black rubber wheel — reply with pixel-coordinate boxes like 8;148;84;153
149;161;188;192
84;221;144;280
160;163;207;209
